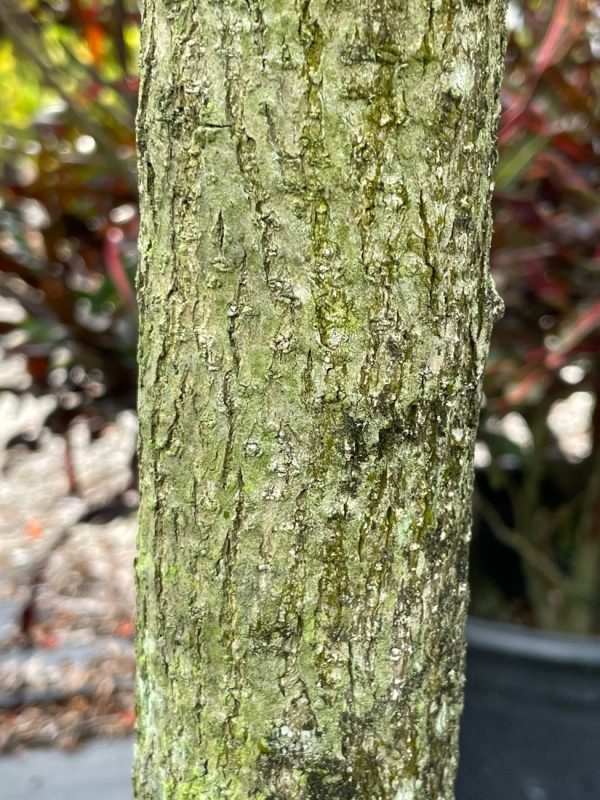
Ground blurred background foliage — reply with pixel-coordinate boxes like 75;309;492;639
0;0;138;437
473;0;600;635
0;0;598;635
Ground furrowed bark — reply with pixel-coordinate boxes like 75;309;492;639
135;2;507;798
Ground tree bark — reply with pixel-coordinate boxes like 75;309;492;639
135;2;506;798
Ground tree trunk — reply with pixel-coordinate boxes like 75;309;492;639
135;2;506;798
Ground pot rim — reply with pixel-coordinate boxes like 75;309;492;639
466;616;600;667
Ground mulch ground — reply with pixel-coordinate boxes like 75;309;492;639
0;389;137;751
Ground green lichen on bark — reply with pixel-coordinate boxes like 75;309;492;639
135;1;507;798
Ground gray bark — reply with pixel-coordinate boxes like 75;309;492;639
135;2;507;798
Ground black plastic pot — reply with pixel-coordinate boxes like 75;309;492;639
457;618;600;800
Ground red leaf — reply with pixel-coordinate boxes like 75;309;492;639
545;299;600;368
533;0;577;75
500;0;580;143
104;227;136;310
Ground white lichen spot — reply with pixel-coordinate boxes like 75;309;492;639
389;647;402;662
451;427;465;443
395;780;417;800
448;62;474;98
435;700;448;736
244;441;260;456
427;351;444;374
395;516;412;546
327;329;344;347
273;334;291;352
